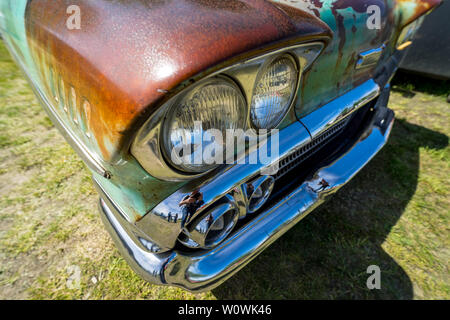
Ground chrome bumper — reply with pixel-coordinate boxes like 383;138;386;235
96;87;394;292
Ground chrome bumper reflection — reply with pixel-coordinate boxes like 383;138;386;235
96;97;394;292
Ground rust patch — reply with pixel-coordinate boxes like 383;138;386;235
25;0;332;161
329;0;387;70
396;0;442;26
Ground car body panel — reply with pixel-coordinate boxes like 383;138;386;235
24;0;332;161
0;0;439;223
272;0;441;118
273;0;394;119
0;0;440;223
2;0;333;222
0;0;442;290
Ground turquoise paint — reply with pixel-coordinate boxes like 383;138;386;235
0;0;37;81
95;157;184;222
272;1;395;118
271;0;429;119
0;0;434;225
0;0;183;223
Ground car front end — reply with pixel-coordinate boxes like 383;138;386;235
0;0;441;291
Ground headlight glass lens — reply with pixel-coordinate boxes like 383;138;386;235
163;78;246;173
250;55;298;129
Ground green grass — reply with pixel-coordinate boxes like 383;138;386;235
392;71;450;98
0;40;449;299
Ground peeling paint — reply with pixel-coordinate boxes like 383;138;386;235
25;0;332;161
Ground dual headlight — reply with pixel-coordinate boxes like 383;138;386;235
163;54;299;173
250;55;298;129
132;43;324;180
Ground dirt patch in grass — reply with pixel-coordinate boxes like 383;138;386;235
0;40;449;299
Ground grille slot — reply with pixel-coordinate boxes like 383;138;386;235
274;117;351;181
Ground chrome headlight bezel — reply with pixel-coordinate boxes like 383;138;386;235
131;42;325;181
161;76;248;174
249;54;299;129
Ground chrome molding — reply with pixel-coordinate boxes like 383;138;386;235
131;42;324;182
301;79;380;137
134;122;311;250
98;198;173;284
244;175;275;214
356;45;386;69
133;79;381;251
98;99;395;292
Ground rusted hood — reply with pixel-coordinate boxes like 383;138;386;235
26;0;332;160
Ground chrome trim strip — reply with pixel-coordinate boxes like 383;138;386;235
131;42;325;182
134;80;380;250
301;79;380;138
98;102;395;292
165;106;394;291
98;198;173;284
356;45;385;69
135;122;311;250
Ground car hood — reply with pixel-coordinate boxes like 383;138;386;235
2;0;440;160
24;0;332;160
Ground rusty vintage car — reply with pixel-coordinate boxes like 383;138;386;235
0;0;441;292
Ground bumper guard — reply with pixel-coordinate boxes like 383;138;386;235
95;85;394;291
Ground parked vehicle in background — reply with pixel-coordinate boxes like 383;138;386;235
400;0;450;80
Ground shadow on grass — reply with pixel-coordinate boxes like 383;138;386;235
392;70;450;98
212;119;448;299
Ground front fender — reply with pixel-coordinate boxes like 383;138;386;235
0;0;333;228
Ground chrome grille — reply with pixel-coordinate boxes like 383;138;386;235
274;117;351;180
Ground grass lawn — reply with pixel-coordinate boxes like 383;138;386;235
0;39;449;299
